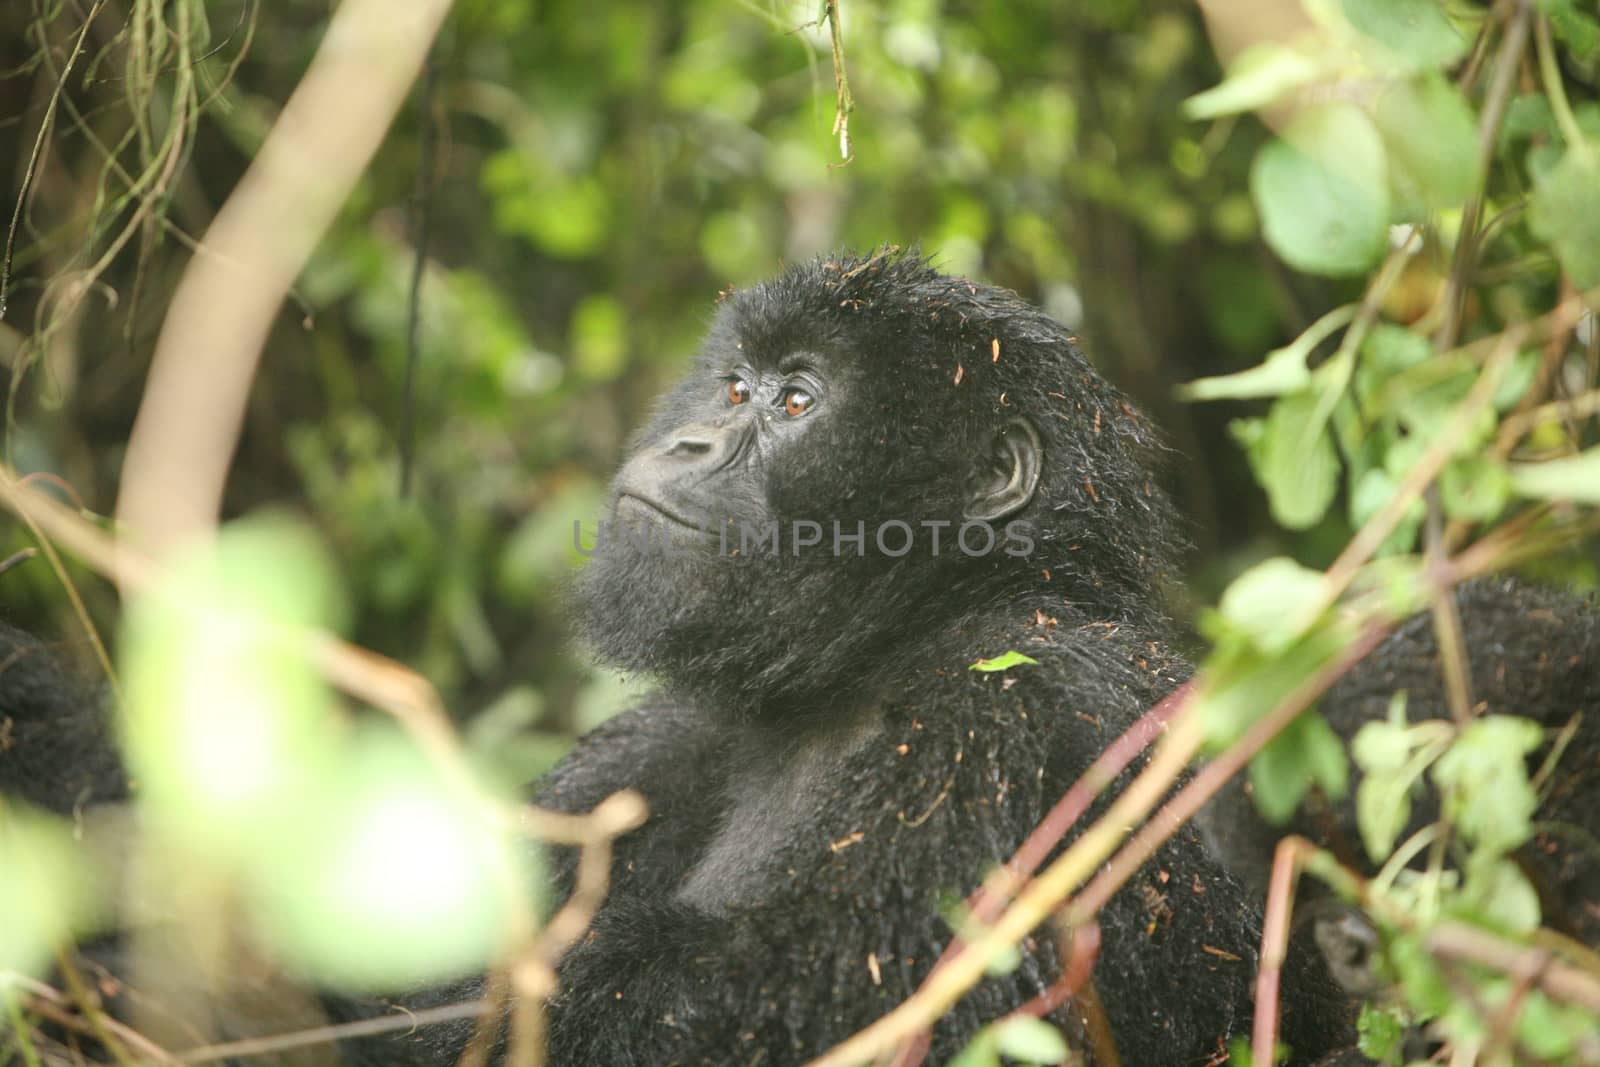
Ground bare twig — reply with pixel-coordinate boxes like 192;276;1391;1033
823;0;854;166
1428;922;1600;1015
178;998;492;1063
1250;837;1312;1067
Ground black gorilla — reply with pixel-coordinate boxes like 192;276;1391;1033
1;250;1595;1066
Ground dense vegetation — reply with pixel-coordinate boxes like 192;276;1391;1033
1;1;1598;1064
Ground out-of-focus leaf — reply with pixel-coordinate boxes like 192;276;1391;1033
1373;75;1480;214
1431;716;1543;853
0;807;94;982
1508;445;1600;503
1251;104;1389;276
1530;144;1600;287
1357;1003;1406;1062
252;725;539;989
121;517;341;849
1217;556;1326;651
1180;305;1353;401
1250;710;1349;824
1183;42;1325;120
1440;456;1510;522
993;1017;1070;1064
1341;0;1469;71
1245;390;1342;529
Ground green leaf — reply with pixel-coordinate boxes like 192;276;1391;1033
1539;0;1600;60
1218;556;1327;651
121;517;341;849
1357;1002;1406;1061
1431;716;1543;853
947;1030;1001;1067
1198;631;1345;749
1372;74;1480;214
1342;0;1470;71
1247;390;1342;529
1460;857;1541;933
992;1017;1070;1064
1184;42;1326;120
1180;304;1354;401
1251;104;1389;276
1516;990;1600;1059
1530;144;1600;287
1500;94;1557;148
1508;444;1600;502
1351;696;1419;860
1439;456;1510;523
1249;711;1350;824
970;650;1040;672
251;725;539;989
0;807;95;980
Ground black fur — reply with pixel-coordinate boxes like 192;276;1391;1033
5;252;1596;1066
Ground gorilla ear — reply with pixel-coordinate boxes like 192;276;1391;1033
963;417;1043;522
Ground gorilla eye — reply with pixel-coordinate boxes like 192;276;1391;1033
783;387;815;417
727;379;752;405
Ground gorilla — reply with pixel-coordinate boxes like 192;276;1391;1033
1;250;1595;1067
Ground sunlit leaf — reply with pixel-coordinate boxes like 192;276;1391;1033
251;725;540;989
0;807;95;982
121;517;341;849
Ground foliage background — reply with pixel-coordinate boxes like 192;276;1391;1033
0;0;1357;769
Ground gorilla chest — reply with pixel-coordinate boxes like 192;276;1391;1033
673;713;887;914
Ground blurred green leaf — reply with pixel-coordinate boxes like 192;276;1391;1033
1250;710;1349;824
1341;0;1469;71
252;724;539;989
993;1016;1070;1064
1431;716;1543;854
1508;445;1600;503
1373;75;1480;215
1529;144;1600;287
0;807;95;981
1243;390;1342;530
1181;305;1353;401
1357;1002;1406;1061
1439;456;1510;523
1217;555;1326;651
1251;104;1389;276
1184;42;1325;120
122;517;341;848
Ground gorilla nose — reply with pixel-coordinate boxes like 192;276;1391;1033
664;434;716;458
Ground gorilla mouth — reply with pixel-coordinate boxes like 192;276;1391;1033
616;492;713;535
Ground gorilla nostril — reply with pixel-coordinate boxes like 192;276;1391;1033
664;436;714;457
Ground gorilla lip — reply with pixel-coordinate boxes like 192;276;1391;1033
615;491;711;534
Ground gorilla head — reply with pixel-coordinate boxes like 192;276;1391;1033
575;250;1180;716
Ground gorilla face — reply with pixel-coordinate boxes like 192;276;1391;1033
574;252;1178;716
